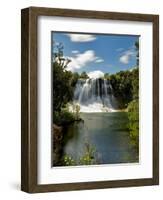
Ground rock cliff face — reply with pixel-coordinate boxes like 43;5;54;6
53;124;63;166
53;124;63;141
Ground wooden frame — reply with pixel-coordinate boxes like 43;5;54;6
21;7;159;193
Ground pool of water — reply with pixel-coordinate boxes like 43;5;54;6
63;112;139;165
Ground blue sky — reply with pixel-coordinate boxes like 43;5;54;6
52;32;139;77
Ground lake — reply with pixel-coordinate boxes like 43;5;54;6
63;112;139;165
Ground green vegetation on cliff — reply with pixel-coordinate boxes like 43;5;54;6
127;99;139;152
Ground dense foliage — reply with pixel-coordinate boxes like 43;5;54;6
53;109;75;126
80;71;89;79
127;100;139;152
53;43;80;125
108;67;139;108
53;43;73;113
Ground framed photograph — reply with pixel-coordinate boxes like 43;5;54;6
21;7;159;193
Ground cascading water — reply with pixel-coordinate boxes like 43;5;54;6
72;78;117;112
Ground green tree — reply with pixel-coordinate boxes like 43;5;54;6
109;67;139;108
80;71;89;79
53;43;73;113
104;73;110;79
71;72;80;87
127;99;139;152
131;68;139;99
109;70;133;108
135;40;139;66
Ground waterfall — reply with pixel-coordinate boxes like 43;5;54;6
72;78;117;112
97;79;100;98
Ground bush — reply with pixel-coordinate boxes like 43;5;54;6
79;143;96;165
63;155;76;166
62;143;97;166
127;100;139;151
108;68;139;108
54;109;75;126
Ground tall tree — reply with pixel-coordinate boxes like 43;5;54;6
135;41;139;66
80;71;89;79
53;43;73;112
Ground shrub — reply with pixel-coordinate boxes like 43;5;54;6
127;100;139;151
62;143;98;166
54;109;75;126
63;155;76;166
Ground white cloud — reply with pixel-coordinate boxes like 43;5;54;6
67;50;97;71
66;34;96;42
119;50;135;64
116;48;124;52
95;58;104;63
119;54;130;64
72;50;79;54
88;70;104;79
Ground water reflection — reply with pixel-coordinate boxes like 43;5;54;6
53;112;139;166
